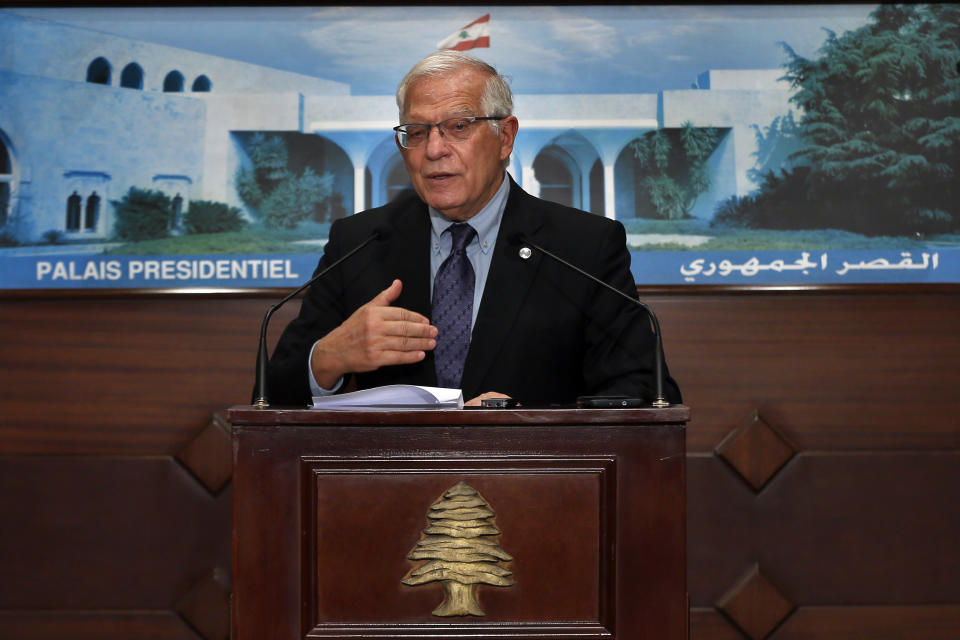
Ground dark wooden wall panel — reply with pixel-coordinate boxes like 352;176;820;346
657;293;960;451
0;611;202;640
0;457;231;608
0;297;297;454
774;606;960;639
688;453;960;604
1;289;958;639
654;290;960;639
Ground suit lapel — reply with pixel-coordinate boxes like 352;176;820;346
460;180;545;396
382;199;436;386
384;199;432;319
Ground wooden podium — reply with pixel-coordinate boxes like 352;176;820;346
230;405;688;639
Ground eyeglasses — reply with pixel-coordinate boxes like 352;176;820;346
394;116;504;149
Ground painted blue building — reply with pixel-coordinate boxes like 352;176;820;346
0;10;798;244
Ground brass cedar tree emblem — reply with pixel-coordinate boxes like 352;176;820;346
401;481;515;616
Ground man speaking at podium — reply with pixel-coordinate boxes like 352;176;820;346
266;50;681;407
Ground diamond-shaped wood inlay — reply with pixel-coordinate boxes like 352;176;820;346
717;564;795;639
175;567;231;640
175;413;233;494
715;410;797;491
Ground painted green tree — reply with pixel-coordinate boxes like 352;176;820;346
779;3;960;234
630;122;720;220
235;133;336;229
111;188;174;241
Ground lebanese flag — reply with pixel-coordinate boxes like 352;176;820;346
437;14;491;51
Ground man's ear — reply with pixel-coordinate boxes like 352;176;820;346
499;116;519;161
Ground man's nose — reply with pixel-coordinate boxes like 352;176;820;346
424;125;449;158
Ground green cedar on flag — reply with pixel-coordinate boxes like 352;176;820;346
437;14;491;51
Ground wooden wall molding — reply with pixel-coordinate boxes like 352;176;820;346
714;410;798;492
175;413;233;494
716;564;796;640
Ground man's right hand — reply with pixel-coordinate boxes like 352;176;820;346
310;279;437;389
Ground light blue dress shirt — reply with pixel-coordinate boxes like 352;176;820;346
310;173;511;396
427;173;510;329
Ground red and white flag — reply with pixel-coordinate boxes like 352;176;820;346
437;14;491;51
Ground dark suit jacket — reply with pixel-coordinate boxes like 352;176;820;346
266;178;681;406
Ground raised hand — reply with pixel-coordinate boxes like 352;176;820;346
310;279;437;389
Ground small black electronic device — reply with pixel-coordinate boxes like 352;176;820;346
480;397;519;409
577;395;644;408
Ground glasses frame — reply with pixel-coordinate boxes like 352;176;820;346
393;116;505;149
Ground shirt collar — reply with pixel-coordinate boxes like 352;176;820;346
428;173;510;255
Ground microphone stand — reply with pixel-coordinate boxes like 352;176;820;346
253;231;381;409
517;238;670;408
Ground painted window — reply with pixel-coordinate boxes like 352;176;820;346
171;193;183;228
163;70;184;92
65;191;82;231
152;176;192;230
84;192;101;230
386;158;414;202
64;172;110;234
86;57;111;84
192;75;212;92
120;63;144;89
534;147;576;208
0;136;10;227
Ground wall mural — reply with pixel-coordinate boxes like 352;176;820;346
1;5;957;289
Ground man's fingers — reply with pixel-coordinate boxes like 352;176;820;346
322;282;440;375
396;306;431;324
363;282;431;326
376;306;432;325
382;319;437;339
374;335;436;353
375;349;429;367
370;279;403;307
464;391;512;407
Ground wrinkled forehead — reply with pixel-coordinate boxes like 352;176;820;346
402;69;489;120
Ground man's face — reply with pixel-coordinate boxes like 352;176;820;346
398;69;518;221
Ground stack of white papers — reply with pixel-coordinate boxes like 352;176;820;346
311;385;463;410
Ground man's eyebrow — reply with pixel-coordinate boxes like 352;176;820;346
402;108;477;124
445;108;477;118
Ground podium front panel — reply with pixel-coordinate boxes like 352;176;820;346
231;407;687;639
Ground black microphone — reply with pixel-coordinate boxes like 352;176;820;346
511;233;670;408
253;228;386;408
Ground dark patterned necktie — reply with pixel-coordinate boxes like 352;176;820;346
432;223;477;389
